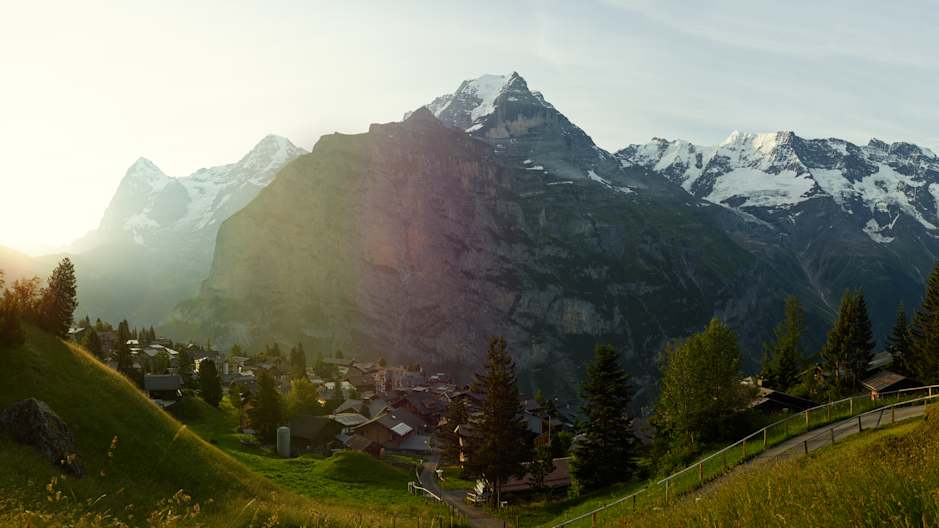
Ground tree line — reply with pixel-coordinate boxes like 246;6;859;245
0;258;78;347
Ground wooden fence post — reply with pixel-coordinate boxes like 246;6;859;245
827;403;831;421
665;480;670;506
763;428;768;448
850;398;854;415
857;415;862;432
803;440;808;454
592;512;597;528
804;410;809;428
698;462;703;484
633;493;637;511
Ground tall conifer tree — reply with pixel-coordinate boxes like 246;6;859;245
887;303;914;376
571;344;634;493
911;261;939;383
39;258;77;337
820;289;875;394
761;295;806;391
468;337;531;505
199;359;223;407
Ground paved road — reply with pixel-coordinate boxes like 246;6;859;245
755;401;928;462
420;456;505;528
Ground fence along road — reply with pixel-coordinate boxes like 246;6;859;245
551;384;939;528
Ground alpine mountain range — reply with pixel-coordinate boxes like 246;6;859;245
9;72;939;401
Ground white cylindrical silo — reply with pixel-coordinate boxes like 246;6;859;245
277;426;290;457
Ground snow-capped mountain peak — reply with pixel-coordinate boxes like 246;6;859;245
75;134;306;252
616;131;939;244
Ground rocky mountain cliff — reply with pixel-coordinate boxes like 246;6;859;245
167;74;817;402
62;135;306;324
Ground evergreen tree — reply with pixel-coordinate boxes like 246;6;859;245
528;443;556;496
286;378;324;417
177;348;194;385
887;303;915;376
466;337;531;505
654;319;749;463
229;383;245;411
911;261;939;383
230;343;243;358
78;315;91;328
251;370;284;442
94;318;106;332
117;320;131;343
571;344;634;493
39;258;77;337
441;397;469;463
114;338;134;377
0;271;24;348
289;342;307;380
80;328;103;358
199;359;223;407
819;289;876;394
760;295;806;391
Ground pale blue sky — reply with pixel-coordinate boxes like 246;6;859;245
2;0;937;254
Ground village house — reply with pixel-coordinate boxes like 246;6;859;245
862;370;923;396
143;374;183;408
288;415;343;453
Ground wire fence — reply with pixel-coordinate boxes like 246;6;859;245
550;384;939;528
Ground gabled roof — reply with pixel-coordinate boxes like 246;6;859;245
143;374;182;392
289;414;341;441
345;434;377;451
862;370;920;392
331;413;369;427
335;399;365;414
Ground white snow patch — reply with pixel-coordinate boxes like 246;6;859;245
863;218;895;243
707;168;814;208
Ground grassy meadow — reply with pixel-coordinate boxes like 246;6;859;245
0;327;444;527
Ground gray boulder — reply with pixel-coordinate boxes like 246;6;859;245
0;398;82;477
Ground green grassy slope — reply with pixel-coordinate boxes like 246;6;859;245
614;413;939;527
171;395;443;517
0;327;439;526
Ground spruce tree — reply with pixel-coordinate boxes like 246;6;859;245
39;258;77;337
199;359;223;407
468;337;531;505
820;289;875;394
760;296;806;391
251;370;284;442
887;303;914;375
289;342;307;380
571;344;634;492
81;328;103;358
114;338;134;375
911;261;939;383
117;320;131;343
177;348;194;385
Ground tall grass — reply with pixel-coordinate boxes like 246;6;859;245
611;410;939;527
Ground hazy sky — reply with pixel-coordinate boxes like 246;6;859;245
2;0;938;255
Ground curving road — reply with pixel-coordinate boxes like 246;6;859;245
420;456;505;528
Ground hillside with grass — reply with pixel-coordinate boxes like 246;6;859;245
0;326;441;527
169;395;443;517
609;412;939;527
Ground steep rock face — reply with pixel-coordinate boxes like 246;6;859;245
617;132;939;339
62;135;306;324
169;76;811;401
